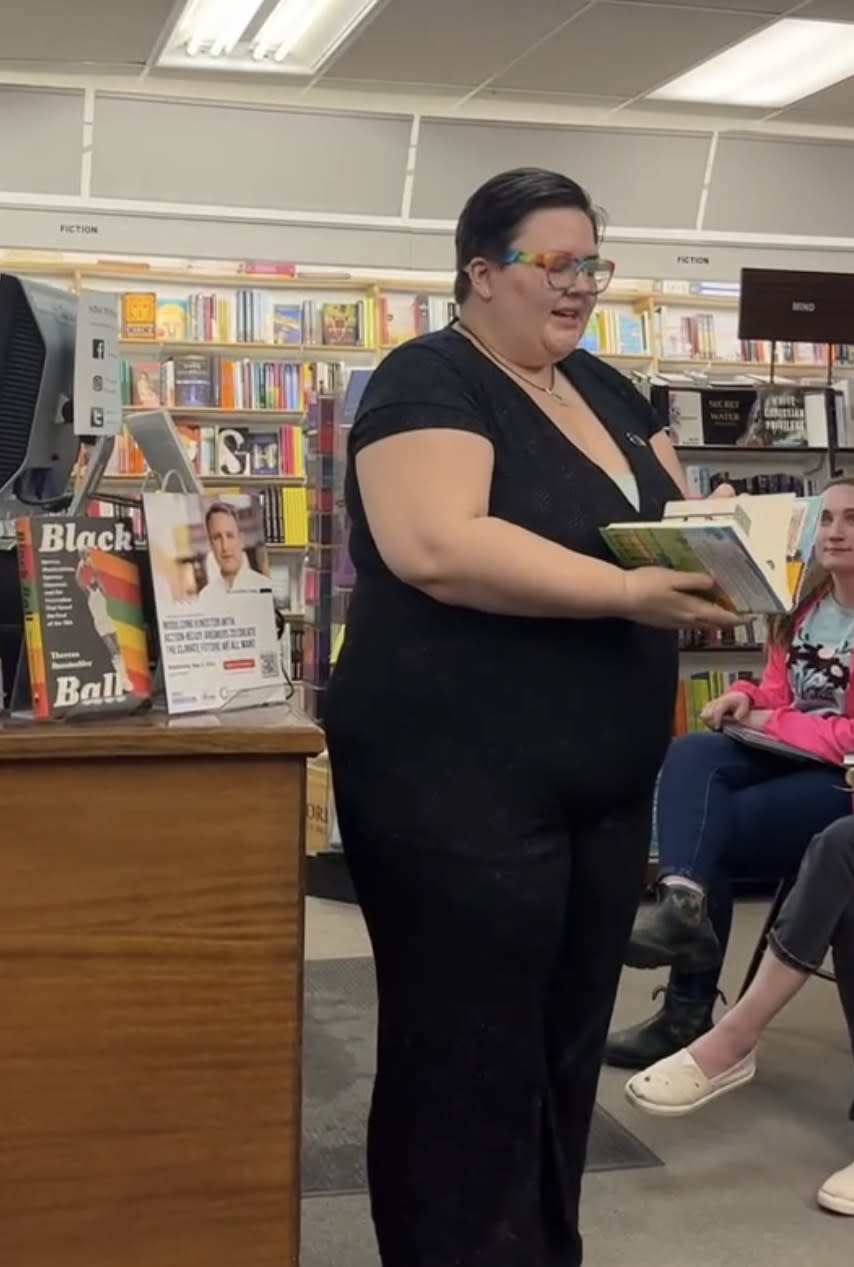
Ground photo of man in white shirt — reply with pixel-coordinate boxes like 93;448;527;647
203;501;271;596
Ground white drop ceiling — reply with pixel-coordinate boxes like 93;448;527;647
2;0;854;128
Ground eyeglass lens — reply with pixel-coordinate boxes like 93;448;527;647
546;256;613;294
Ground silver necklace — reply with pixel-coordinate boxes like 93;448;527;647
456;321;570;405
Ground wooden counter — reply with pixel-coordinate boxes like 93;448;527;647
0;704;324;1267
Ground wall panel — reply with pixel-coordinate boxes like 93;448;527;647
411;119;711;228
0;87;83;195
90;95;411;217
704;134;854;237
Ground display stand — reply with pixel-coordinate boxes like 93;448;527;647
738;267;854;476
68;408;205;513
0;703;323;1267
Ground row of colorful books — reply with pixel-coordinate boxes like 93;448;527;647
674;668;759;736
122;355;310;413
81;422;307;480
656;308;854;365
83;483;309;550
120;290;376;348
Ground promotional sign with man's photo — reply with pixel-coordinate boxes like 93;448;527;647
143;491;286;714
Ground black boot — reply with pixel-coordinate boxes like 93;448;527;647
624;881;722;972
603;986;718;1070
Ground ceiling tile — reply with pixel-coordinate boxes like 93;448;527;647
612;0;791;9
320;77;455;96
0;0;178;64
797;0;854;19
772;73;854;123
634;99;771;122
476;89;630;110
325;0;586;89
490;3;770;97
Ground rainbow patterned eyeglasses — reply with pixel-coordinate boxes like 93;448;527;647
501;250;615;294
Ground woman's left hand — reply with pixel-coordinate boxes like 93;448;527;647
747;709;772;730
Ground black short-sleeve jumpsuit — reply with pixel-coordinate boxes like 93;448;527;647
323;327;681;1267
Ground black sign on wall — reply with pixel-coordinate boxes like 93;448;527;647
738;267;854;343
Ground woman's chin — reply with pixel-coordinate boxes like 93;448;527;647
544;326;582;361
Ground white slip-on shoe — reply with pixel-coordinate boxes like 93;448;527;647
818;1161;854;1216
625;1047;756;1117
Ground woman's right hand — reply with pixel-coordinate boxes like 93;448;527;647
700;691;752;730
621;568;745;632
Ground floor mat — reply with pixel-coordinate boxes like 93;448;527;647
303;956;661;1197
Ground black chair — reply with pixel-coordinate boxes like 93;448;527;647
738;874;837;999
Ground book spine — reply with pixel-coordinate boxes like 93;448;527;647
14;518;49;719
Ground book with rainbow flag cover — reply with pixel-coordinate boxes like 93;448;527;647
14;516;151;719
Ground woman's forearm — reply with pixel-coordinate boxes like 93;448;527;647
412;515;630;618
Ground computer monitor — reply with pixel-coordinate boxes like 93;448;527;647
0;274;80;706
0;273;79;512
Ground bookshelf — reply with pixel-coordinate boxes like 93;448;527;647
9;250;854;378
303;391;336;725
0;254;657;698
4;250;852;848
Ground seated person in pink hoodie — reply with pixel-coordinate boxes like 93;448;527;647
625;813;854;1217
605;478;854;1072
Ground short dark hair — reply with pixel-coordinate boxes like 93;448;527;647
205;501;239;531
454;167;605;305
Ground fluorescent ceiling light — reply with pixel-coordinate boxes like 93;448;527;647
650;19;854;109
172;0;265;57
251;0;381;70
161;0;380;74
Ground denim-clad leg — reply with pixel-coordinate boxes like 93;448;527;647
655;732;827;886
769;816;854;972
607;735;852;1071
661;744;851;1003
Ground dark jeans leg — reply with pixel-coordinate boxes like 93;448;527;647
769;816;854;972
340;797;651;1267
832;911;854;1068
656;732;799;886
668;765;851;1004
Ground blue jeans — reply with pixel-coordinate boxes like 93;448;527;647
656;731;851;1003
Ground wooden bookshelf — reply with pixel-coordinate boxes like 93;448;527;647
123;407;305;419
120;340;377;357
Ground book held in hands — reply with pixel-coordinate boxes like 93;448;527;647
601;492;821;616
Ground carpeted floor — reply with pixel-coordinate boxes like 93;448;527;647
302;956;661;1197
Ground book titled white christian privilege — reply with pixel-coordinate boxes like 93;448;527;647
601;492;821;616
143;491;286;715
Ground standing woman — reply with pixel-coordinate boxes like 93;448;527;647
323;167;739;1267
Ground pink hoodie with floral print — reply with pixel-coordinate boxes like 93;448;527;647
733;597;854;765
